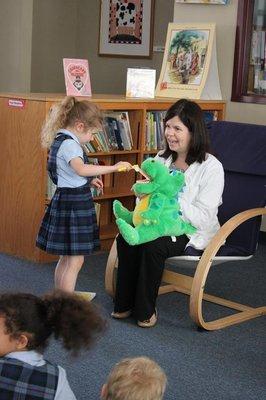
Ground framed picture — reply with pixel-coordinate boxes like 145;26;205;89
175;0;228;4
98;0;155;58
156;23;221;99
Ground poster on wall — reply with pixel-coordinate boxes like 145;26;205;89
63;58;92;97
98;0;154;57
155;23;222;100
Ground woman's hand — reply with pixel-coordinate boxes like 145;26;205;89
114;161;132;172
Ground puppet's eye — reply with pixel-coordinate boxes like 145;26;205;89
151;160;155;163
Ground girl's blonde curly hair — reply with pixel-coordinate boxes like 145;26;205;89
41;96;102;148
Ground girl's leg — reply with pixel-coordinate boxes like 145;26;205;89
54;255;84;292
134;235;188;321
113;235;142;313
54;256;66;288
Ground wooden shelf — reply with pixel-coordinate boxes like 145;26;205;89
144;150;158;155
85;150;141;156
46;187;134;204
99;223;118;240
94;187;133;200
0;93;226;262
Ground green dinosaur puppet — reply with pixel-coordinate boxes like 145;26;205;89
113;158;196;246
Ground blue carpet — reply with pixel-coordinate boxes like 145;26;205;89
0;237;265;400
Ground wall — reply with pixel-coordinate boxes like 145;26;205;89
0;0;265;125
30;0;174;94
173;0;266;125
0;0;33;92
77;0;174;94
31;0;78;92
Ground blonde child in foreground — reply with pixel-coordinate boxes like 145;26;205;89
0;290;105;399
101;356;167;400
36;96;131;299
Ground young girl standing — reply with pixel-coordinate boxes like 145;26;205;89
0;290;105;399
36;96;131;295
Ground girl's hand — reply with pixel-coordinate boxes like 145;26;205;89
114;161;132;172
91;178;103;189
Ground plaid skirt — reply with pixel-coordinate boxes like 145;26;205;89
36;184;100;255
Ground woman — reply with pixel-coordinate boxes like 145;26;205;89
112;99;224;328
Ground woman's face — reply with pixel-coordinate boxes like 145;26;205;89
164;116;191;156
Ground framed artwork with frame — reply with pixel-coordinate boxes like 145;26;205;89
175;0;228;4
98;0;155;58
155;23;222;100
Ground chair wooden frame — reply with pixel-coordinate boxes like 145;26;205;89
105;208;266;330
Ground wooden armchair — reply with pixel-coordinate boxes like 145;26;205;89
105;121;266;330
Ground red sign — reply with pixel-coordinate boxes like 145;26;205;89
7;99;26;109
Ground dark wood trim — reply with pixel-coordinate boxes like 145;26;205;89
231;0;266;104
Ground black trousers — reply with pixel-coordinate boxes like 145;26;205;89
114;234;189;321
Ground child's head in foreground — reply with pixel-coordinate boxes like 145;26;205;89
0;290;105;357
101;356;167;400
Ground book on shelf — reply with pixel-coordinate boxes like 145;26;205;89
249;29;266;94
203;110;218;124
145;111;166;151
105;116;124;150
63;58;92;97
83;112;133;153
126;68;156;98
102;112;133;151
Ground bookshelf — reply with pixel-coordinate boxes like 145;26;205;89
232;0;266;104
0;93;226;262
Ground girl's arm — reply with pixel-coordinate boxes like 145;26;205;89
70;157;132;177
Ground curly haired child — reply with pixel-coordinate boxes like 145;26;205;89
0;290;105;399
36;96;131;298
101;356;167;400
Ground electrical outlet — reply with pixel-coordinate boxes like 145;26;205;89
153;45;165;53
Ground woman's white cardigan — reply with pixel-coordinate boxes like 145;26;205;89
155;152;224;250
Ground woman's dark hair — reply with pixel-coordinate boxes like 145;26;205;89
161;98;210;164
0;290;106;355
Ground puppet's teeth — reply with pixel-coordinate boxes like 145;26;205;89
136;179;150;184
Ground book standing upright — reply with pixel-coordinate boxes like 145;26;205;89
63;58;92;97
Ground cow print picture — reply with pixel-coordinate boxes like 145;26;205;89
108;0;143;44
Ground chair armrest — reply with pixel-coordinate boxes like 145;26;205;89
190;207;266;328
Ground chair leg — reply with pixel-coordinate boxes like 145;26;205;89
105;238;118;298
189;208;266;330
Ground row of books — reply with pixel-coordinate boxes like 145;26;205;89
250;29;266;94
80;109;219;154
250;30;265;67
145;111;166;151
84;112;133;153
145;110;218;151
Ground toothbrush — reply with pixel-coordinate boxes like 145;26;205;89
118;164;149;180
131;164;150;180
